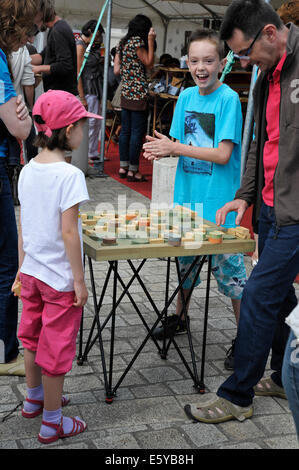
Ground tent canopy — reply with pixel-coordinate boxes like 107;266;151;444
55;0;283;57
55;0;283;22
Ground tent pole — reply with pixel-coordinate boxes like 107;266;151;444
97;0;113;177
163;19;169;53
140;0;170;52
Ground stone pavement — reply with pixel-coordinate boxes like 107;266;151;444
1;173;298;450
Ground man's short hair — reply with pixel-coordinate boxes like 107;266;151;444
220;0;283;41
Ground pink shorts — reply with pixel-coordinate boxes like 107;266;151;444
18;273;82;377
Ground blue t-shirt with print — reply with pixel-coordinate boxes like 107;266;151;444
0;48;17;158
170;84;242;228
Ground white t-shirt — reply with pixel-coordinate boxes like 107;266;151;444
18;160;89;291
10;46;35;98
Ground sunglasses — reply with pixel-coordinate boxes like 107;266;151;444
233;26;264;60
26;25;40;37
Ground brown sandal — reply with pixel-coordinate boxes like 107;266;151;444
184;397;253;423
254;377;286;399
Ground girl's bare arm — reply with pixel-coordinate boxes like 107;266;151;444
62;204;88;307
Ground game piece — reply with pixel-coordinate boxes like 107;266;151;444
149;237;164;244
102;235;117;246
168;234;181;246
208;231;224;244
132;238;149;245
235;226;251;239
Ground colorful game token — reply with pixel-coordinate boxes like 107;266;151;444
168;234;181;247
132;238;149;245
208;231;223;244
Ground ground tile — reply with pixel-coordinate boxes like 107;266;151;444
135;428;191;449
181;422;228;448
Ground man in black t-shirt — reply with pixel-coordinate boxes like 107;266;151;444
31;4;78;96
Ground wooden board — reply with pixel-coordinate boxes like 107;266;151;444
83;234;255;262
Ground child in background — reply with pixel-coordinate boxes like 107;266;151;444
12;90;102;444
143;30;247;370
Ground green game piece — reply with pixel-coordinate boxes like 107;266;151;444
132;238;149;245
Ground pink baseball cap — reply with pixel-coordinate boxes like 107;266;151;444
33;89;103;137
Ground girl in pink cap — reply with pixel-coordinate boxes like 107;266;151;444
12;89;102;444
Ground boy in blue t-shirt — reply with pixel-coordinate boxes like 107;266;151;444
143;30;247;369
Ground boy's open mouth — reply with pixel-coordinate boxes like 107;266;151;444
197;74;209;81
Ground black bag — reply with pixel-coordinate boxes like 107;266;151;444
83;47;104;100
0;119;22;205
5;163;22;206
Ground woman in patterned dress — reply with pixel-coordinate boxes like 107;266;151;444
114;15;156;182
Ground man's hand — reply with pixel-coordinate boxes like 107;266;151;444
216;199;249;226
32;65;51;75
16;95;29;121
32;65;42;75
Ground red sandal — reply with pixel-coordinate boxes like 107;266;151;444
38;416;87;444
22;395;70;419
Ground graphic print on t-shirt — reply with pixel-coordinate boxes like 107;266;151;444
182;111;215;175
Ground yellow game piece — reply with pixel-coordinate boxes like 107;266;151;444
149;237;164;244
184;231;195;239
86;229;96;237
235;226;251;239
84;219;97;226
151;223;167;231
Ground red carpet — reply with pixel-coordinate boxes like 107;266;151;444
101;141;153;200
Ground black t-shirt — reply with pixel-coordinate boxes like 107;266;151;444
26;43;37;55
41;20;78;95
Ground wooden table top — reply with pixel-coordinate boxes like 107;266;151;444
83;232;255;262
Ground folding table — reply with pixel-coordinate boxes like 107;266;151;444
77;231;254;403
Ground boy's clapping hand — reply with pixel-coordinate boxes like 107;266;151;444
143;130;174;160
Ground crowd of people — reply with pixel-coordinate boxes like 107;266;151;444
0;0;298;446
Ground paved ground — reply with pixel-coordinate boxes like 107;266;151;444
1;173;298;450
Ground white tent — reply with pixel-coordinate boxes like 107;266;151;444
54;0;283;58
